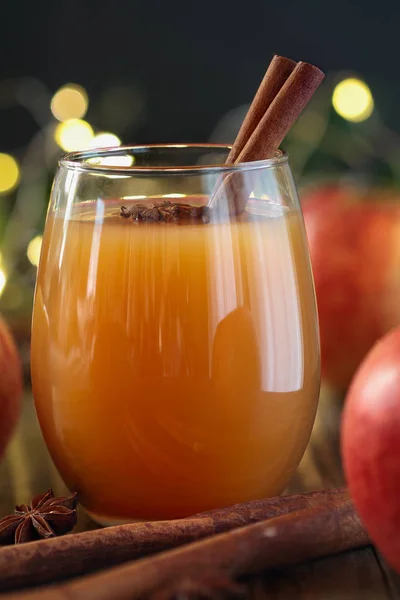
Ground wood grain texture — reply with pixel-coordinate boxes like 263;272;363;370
248;547;395;599
0;387;399;598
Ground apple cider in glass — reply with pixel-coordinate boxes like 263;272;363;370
31;146;320;523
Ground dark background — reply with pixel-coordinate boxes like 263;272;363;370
1;0;400;149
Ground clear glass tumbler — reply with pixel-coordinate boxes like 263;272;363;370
31;145;320;524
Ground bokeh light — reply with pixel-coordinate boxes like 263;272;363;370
27;235;43;267
51;84;88;122
0;154;20;194
89;132;121;148
0;269;6;297
54;119;94;152
332;78;374;122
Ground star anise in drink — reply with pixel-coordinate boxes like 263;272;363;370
0;489;78;544
150;576;247;600
120;201;209;223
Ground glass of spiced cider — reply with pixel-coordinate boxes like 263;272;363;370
31;144;320;524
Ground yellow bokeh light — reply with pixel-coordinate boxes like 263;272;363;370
332;78;374;122
55;119;94;152
27;235;43;267
0;269;6;297
89;133;121;148
51;84;88;122
0;154;20;194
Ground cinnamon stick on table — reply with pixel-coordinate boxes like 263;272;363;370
4;495;369;600
0;489;345;591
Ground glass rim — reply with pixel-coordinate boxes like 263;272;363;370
59;144;288;175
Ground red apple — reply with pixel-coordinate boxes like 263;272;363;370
0;315;22;459
302;184;400;391
341;326;400;572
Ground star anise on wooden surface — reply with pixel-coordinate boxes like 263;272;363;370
120;201;210;223
149;576;247;600
0;489;78;544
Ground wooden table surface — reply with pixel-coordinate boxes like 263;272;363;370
1;386;399;599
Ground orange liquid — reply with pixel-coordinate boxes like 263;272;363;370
31;200;319;521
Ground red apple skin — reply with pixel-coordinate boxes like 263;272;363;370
0;316;22;459
302;185;400;391
341;327;400;572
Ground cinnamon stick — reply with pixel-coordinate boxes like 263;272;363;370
5;495;369;600
226;55;296;163
210;57;324;215
237;61;324;163
0;488;344;591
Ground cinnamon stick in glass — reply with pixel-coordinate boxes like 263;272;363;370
210;57;325;215
0;489;344;591
227;55;296;163
4;495;369;600
236;61;325;164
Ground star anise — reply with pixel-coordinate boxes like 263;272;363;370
120;201;210;223
149;576;247;600
0;489;78;544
